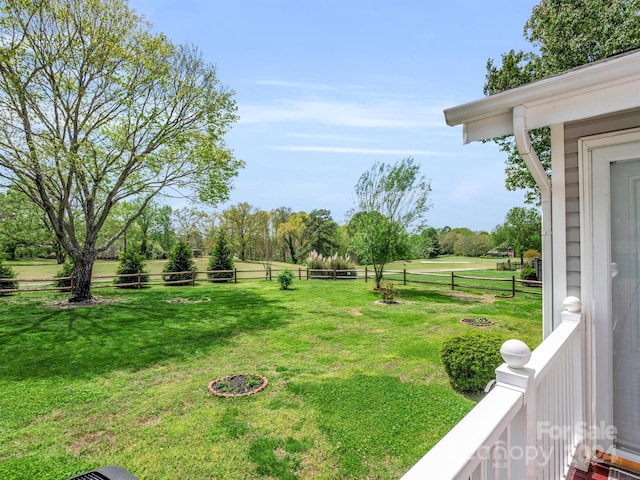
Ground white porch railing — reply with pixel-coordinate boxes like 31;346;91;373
401;297;586;480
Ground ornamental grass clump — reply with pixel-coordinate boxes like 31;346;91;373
306;251;356;278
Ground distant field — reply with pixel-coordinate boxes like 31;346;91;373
5;257;294;280
4;256;513;284
386;256;511;273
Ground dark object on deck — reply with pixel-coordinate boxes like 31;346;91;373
66;466;138;480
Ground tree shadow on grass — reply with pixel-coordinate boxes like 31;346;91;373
0;288;286;381
398;287;487;304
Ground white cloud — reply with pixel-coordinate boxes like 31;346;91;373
250;79;335;91
271;145;447;156
238;99;446;129
286;132;373;142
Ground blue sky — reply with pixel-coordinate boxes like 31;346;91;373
129;0;539;231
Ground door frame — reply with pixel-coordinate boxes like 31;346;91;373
579;127;640;460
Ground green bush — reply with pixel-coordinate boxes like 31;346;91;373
208;231;234;282
115;250;149;288
163;241;196;285
277;269;294;290
440;331;508;393
520;266;537;281
379;280;400;303
0;259;17;293
54;258;75;289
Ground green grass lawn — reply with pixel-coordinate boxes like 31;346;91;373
0;278;541;479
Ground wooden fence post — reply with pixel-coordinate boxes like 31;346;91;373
306;268;309;280
365;267;368;283
234;268;237;283
298;267;301;280
269;268;272;281
403;269;407;286
333;268;336;280
137;270;141;290
451;272;455;291
512;275;516;297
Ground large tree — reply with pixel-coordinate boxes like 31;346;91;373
492;207;542;263
0;0;242;301
277;211;307;264
221;202;268;262
348;157;431;288
485;0;640;204
270;207;293;262
301;209;339;258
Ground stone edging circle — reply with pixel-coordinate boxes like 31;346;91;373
208;374;269;398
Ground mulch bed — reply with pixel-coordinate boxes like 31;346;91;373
208;374;268;398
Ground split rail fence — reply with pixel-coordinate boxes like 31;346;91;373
0;267;542;297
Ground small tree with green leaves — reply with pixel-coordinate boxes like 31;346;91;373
115;249;149;288
208;231;234;281
348;158;431;288
163;241;196;285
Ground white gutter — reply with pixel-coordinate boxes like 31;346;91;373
513;105;554;339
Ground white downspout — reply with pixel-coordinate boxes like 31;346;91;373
513;105;554;338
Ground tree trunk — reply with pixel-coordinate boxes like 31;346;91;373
55;242;65;264
374;265;384;289
69;252;96;302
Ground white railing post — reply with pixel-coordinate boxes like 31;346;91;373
561;296;589;473
496;339;535;479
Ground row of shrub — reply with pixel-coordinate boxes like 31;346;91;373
306;251;357;278
13;234;234;292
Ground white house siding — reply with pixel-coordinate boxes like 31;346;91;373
563;108;640;298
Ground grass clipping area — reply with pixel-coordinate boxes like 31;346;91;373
0;280;541;479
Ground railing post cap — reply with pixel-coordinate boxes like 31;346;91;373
563;296;582;313
500;339;531;368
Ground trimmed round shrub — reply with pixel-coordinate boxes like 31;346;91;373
115;249;149;288
440;331;508;393
0;259;18;293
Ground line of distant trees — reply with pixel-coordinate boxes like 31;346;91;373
0;187;541;265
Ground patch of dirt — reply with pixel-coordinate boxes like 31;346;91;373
448;291;496;304
166;297;211;304
67;430;116;456
460;317;494;327
208;374;268;398
45;296;123;309
374;300;402;305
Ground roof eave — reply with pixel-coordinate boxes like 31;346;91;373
444;50;640;143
